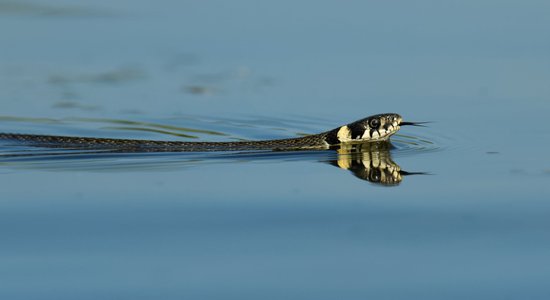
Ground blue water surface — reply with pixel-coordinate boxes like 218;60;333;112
1;1;550;299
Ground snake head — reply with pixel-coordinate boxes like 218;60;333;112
328;113;403;144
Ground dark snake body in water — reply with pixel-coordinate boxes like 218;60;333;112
0;113;425;185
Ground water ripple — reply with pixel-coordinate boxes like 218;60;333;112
391;132;443;157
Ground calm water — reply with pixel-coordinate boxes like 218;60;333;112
1;1;550;299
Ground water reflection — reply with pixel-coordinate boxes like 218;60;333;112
329;142;424;186
0;139;424;186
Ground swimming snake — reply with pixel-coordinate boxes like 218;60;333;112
0;113;421;152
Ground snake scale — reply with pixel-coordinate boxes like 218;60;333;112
0;113;419;152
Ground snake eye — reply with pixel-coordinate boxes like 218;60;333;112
369;169;382;182
369;118;380;128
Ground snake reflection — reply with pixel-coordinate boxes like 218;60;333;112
0;141;422;186
329;142;423;185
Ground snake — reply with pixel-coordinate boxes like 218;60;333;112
0;113;421;152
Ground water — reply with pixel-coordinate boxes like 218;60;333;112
1;1;550;299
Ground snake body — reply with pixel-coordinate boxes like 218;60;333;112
0;113;405;152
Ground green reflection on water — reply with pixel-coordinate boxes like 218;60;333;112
99;126;199;139
69;117;228;136
0;115;62;124
0;0;114;17
0;115;228;138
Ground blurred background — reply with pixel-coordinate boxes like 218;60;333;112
2;0;548;120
